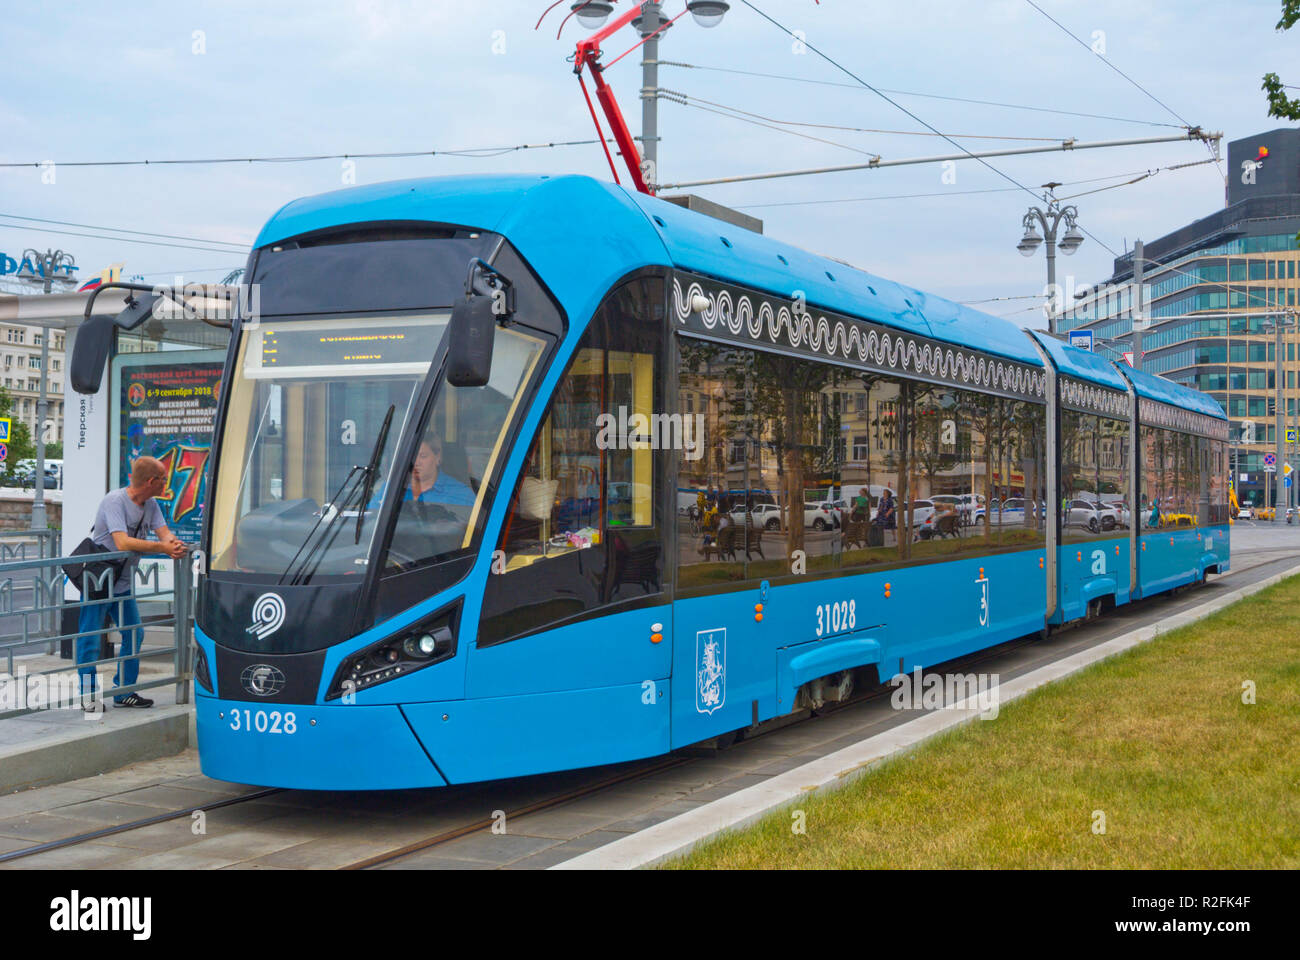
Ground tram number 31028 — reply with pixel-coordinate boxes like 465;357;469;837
229;709;299;735
815;599;856;638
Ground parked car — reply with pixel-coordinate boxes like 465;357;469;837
1067;498;1119;532
1237;506;1254;520
731;502;784;531
1104;499;1132;528
804;501;841;530
908;499;937;526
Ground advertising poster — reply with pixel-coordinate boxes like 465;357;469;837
112;352;225;545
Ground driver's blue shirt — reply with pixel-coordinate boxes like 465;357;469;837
369;473;476;508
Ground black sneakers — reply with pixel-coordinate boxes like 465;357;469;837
114;693;154;708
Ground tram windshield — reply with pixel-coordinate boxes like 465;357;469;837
209;313;547;582
209;314;446;580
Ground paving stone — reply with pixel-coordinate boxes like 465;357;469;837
49;797;173;826
377;854;495;870
125;825;324;869
423;830;559;865
0;785;104;819
604;798;704;833
501;844;595;870
109;783;257;810
3;840;145;870
0;812;91;842
503;807;619;840
0;835;37;855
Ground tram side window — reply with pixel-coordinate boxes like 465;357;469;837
1061;412;1130;542
677;343;843;587
479;279;664;646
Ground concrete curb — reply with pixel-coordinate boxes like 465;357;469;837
552;563;1300;870
0;704;192;795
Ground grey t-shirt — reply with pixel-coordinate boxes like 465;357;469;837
90;488;166;591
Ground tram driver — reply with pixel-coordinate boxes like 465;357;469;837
382;432;477;567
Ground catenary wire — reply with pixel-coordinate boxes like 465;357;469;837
662;90;1065;142
0;212;249;249
0;221;247;255
0;137;617;170
655;60;1185;129
736;0;1122;256
1023;0;1194;128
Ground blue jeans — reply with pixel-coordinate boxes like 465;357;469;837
76;589;142;702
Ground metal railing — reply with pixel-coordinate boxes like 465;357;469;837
0;546;194;720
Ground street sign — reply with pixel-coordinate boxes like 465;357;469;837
1068;330;1094;352
1264;464;1276;473
1121;352;1134;366
1285;463;1294;477
0;418;10;443
0;443;7;465
1287;476;1293;488
1288;428;1297;444
1265;453;1276;466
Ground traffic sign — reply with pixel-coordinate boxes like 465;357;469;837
1287;476;1293;488
0;418;9;443
1288;428;1297;444
1264;464;1276;473
0;443;7;465
1286;463;1294;477
1068;330;1094;352
1265;453;1276;466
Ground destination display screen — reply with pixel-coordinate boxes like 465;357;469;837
245;315;449;378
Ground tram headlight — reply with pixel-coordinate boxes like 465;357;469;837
325;601;460;700
194;643;213;694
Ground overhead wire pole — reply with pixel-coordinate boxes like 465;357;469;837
655;131;1221;191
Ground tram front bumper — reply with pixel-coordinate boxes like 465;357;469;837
196;695;447;790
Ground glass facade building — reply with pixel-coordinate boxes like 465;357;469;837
1060;128;1300;508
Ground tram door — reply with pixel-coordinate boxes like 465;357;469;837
466;280;673;778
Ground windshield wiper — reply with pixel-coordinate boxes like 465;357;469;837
356;404;395;544
278;403;396;585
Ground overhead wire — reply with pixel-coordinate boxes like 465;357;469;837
736;0;1122;256
0;221;245;255
0;212;248;249
661;90;1066;142
0;137;618;170
1022;0;1193;128
655;60;1185;129
660;93;881;156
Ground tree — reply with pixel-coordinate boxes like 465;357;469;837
1261;1;1300;120
0;387;36;484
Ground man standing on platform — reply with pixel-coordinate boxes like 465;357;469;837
77;456;188;709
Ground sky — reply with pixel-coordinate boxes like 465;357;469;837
1;0;1295;328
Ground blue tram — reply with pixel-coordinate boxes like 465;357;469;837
73;174;1230;789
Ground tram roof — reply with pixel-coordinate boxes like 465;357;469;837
1028;330;1130;392
1121;363;1227;419
255;173;1046;367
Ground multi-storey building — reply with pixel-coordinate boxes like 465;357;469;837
0;323;65;444
1060;128;1300;508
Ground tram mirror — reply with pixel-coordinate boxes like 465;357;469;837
70;314;116;394
446;293;496;387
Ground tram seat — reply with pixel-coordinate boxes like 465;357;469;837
441;441;477;492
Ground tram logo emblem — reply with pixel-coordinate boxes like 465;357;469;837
696;628;726;715
246;592;286;640
976;569;990;628
240;663;286;698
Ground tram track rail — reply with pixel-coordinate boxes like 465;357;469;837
0;787;284;865
0;547;1287;870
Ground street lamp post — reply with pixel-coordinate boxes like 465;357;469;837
1016;193;1084;335
17;248;72;533
1263;309;1298;518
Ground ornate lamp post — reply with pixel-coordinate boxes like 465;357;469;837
1016;192;1084;335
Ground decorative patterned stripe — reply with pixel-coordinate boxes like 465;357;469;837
1059;376;1130;419
672;276;1047;402
1140;397;1230;439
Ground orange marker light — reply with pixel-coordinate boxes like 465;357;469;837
755;603;764;613
754;613;763;623
1077;551;1082;562
1115;545;1120;555
1039;557;1045;569
651;633;663;644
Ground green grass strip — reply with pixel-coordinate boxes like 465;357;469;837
669;576;1300;869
